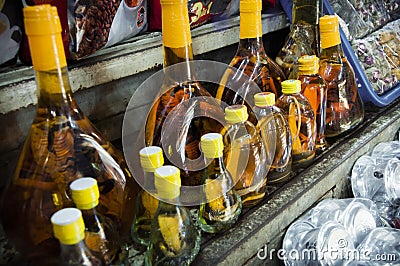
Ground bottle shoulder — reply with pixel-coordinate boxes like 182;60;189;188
319;56;357;83
276;94;315;115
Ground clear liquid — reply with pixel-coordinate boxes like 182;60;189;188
145;202;200;265
276;93;316;169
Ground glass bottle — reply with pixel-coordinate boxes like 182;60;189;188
145;166;201;265
144;0;217;188
276;0;322;79
131;146;164;246
220;105;268;207
0;5;138;264
51;208;103;266
253;92;293;184
276;80;316;169
297;55;328;152
70;178;127;265
198;133;242;233
318;15;364;138
215;0;286;122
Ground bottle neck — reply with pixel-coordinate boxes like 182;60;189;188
292;0;321;25
143;171;156;193
80;207;103;233
320;44;344;63
28;28;73;107
35;67;74;107
291;22;320;57
60;240;93;263
237;38;266;56
205;156;226;177
161;2;193;68
228;121;247;130
320;27;343;62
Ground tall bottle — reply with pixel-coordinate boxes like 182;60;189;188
221;105;268;207
318;15;364;138
51;208;103;266
131;146;164;246
215;0;286;122
276;0;322;79
198;133;242;233
0;5;138;264
276;80;316;169
297;55;328;152
145;166;201;265
253;92;293;183
144;0;216;189
70;178;127;265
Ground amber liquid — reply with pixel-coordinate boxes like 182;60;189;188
145;201;200;265
255;106;293;183
221;121;267;207
81;207;127;265
276;93;316;168
319;50;364;137
145;46;221;188
0;69;138;264
216;39;286;124
298;73;328;151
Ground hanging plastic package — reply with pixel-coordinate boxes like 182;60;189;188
19;0;147;62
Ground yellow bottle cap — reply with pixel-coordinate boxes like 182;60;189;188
201;133;224;159
161;0;191;48
240;0;262;39
240;0;262;12
281;80;301;94
298;55;320;75
154;166;181;200
23;5;66;71
225;105;249;124
319;15;341;49
51;208;85;245
70;178;99;210
254;92;275;107
140;146;164;172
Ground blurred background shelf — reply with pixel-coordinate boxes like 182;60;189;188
0;10;289;115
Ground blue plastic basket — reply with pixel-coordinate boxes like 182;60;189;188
278;0;400;107
323;0;400;107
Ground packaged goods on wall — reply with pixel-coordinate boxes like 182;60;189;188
324;0;400;106
148;0;240;31
0;0;23;67
19;0;148;61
